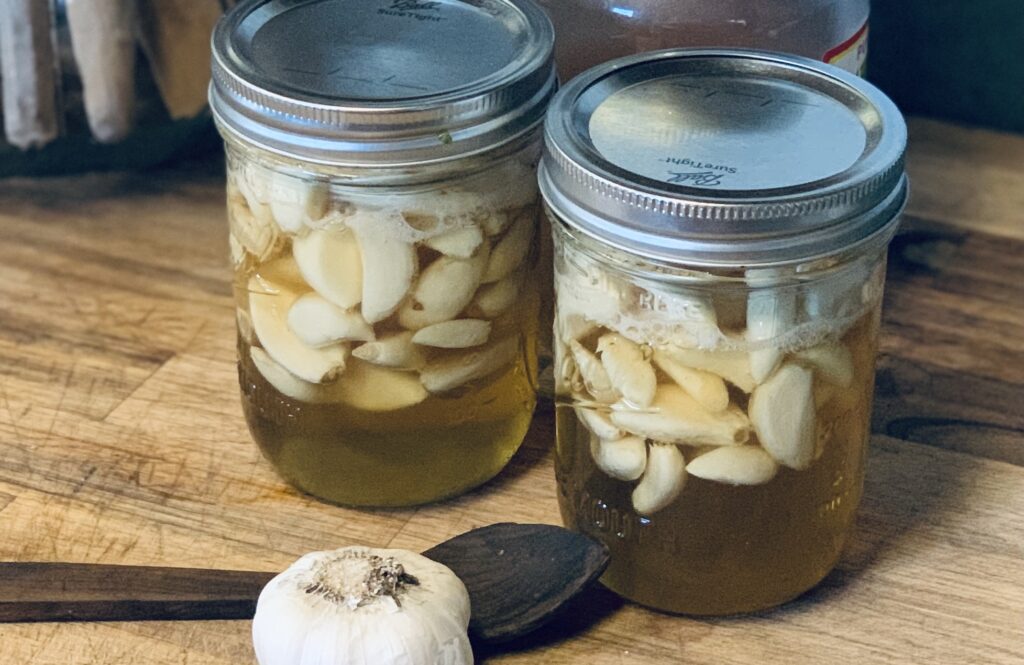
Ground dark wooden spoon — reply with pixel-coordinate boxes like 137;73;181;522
0;523;609;645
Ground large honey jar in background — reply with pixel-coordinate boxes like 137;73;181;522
209;0;555;507
537;0;870;80
542;50;907;614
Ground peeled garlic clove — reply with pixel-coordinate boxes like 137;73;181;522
252;546;472;665
575;406;623;441
749;348;783;386
473;269;524;318
249;273;348;384
330;359;428;411
232;164;274;225
228;233;248;269
236;308;255;344
794;342;854;388
420;337;518;393
250;346;333;403
591;435;647;481
424;225;484;258
654;344;756;393
749;363;816;470
554;336;576;397
483;207;534;283
597;333;657;409
412;319;491;348
569;339;618;403
652;350;729;413
229;195;281;262
610;384;751;446
746;269;797;384
352;222;417;324
632;443;686;515
399;244;489;329
479;208;509;236
287;293;375;347
352;331;427;370
268;173;329;234
686;446;779;486
411;319;491;350
292;228;363;310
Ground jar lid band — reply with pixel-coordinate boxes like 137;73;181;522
540;49;908;267
210;0;555;167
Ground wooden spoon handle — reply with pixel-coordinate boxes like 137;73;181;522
0;523;609;644
0;562;274;622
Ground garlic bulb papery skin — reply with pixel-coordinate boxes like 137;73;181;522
252;547;473;665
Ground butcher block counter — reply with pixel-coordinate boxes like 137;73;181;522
0;117;1021;664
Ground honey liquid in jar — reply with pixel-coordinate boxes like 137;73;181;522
555;286;883;614
226;149;543;507
540;49;907;613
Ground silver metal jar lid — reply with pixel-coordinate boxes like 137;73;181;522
539;49;909;267
210;0;555;167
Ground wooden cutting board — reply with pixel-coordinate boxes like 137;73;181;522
0;117;1021;664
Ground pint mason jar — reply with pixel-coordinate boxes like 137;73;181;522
209;0;555;507
541;50;907;614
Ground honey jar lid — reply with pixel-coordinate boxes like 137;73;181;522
210;0;555;166
540;49;908;267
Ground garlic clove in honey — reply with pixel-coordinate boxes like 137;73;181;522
597;333;657;409
575;405;625;441
412;319;491;349
652;351;729;413
745;269;797;384
424;225;485;258
399;244;490;330
252;546;472;665
591;435;647;481
472;269;524;318
250;347;331;403
229;189;282;262
794;342;854;388
292;228;364;311
420;337;518;393
568;339;619;404
352;331;427;370
268;173;330;234
287;293;375;347
331;359;429;412
482;207;534;283
631;443;686;516
350;217;418;324
249;272;348;384
610;385;751;447
686;445;779;486
748;363;816;470
654;345;756;394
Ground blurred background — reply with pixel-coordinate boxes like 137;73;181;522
0;0;1020;178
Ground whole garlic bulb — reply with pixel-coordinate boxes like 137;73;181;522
252;547;473;665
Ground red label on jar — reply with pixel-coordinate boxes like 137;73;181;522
825;21;869;76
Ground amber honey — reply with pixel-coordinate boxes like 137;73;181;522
555;310;880;614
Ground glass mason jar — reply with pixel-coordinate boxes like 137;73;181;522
536;0;870;80
210;0;555;507
541;50;907;614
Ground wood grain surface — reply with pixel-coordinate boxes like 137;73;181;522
0;117;1022;664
